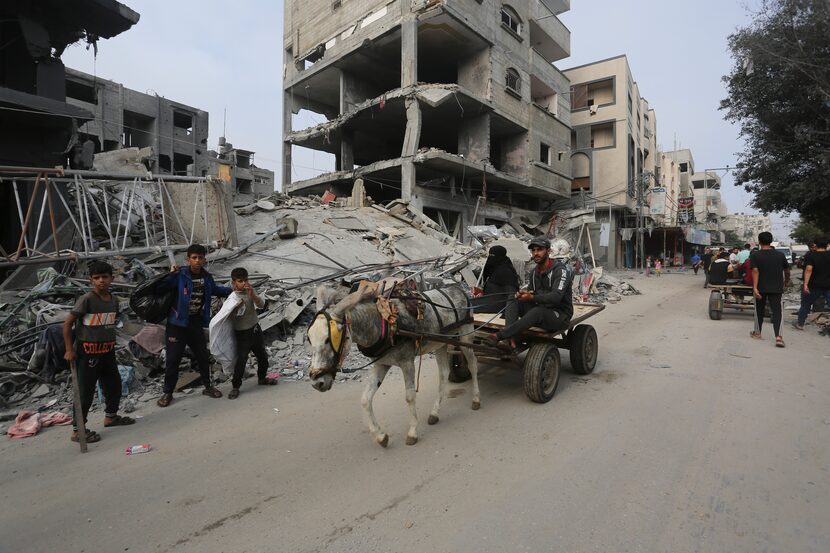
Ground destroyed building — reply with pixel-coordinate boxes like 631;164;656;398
65;68;210;176
209;137;276;203
282;0;574;238
0;0;139;277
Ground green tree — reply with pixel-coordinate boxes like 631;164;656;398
790;218;824;243
723;230;742;246
721;0;830;232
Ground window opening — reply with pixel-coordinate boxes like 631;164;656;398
500;6;521;35
505;68;521;94
539;143;550;165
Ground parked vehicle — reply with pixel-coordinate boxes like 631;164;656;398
775;246;794;264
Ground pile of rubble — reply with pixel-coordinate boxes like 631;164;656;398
0;189;639;433
589;273;641;304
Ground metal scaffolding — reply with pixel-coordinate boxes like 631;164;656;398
0;166;233;270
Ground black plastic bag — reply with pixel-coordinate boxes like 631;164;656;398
130;272;176;324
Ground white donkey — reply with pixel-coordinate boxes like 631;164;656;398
307;283;480;447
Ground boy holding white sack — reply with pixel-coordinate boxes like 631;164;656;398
209;267;276;399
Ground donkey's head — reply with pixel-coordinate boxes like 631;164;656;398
307;285;374;392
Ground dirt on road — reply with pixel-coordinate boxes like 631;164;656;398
2;270;828;553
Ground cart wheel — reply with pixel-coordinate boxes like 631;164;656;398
448;351;471;383
523;343;561;403
708;290;723;320
569;325;598;375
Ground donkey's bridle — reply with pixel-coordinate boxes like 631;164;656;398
308;311;350;376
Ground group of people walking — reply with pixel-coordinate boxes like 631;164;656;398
691;232;829;348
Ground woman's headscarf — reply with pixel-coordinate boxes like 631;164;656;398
482;245;518;286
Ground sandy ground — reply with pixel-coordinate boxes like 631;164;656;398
2;270;829;553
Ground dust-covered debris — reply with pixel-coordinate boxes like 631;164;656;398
0;188;643;424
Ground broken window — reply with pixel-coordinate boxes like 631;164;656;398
505;68;521;94
500;6;522;36
679;162;688;173
173;153;193;176
158;155;171;173
237;179;253;195
539;143;550;165
66;79;97;104
570;78;613;110
297;44;326;72
173;111;194;136
122;110;155;149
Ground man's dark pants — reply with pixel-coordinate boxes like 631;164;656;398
163;317;212;394
231;324;269;389
73;350;121;429
754;293;783;336
496;301;570;340
797;288;830;326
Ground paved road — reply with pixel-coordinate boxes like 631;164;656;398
2;271;828;553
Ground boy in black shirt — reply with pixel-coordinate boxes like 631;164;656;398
749;232;790;347
63;262;135;443
794;236;830;329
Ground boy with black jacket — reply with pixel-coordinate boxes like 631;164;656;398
487;237;574;344
157;244;232;407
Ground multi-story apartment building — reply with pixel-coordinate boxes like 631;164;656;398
564;55;658;267
283;0;574;233
722;213;772;244
65;68;210;176
664;149;695;224
651;151;681;227
690;171;727;229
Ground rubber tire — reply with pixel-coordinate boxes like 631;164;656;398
709;290;723;320
448;351;471;383
569;324;598;375
523;343;561;403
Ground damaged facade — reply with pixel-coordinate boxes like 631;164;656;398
65;68;210;176
208;137;276;203
283;0;574;238
0;0;139;277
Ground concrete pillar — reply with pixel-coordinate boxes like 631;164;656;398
401;95;422;203
282;91;294;190
402;96;422;157
401;159;416;203
401;16;417;89
340;129;354;171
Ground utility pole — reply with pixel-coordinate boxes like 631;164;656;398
634;171;651;270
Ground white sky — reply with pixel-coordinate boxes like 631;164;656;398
61;0;794;239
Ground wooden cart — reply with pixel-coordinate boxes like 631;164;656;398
707;284;759;320
446;303;606;404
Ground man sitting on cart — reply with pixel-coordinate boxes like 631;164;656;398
486;237;574;347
